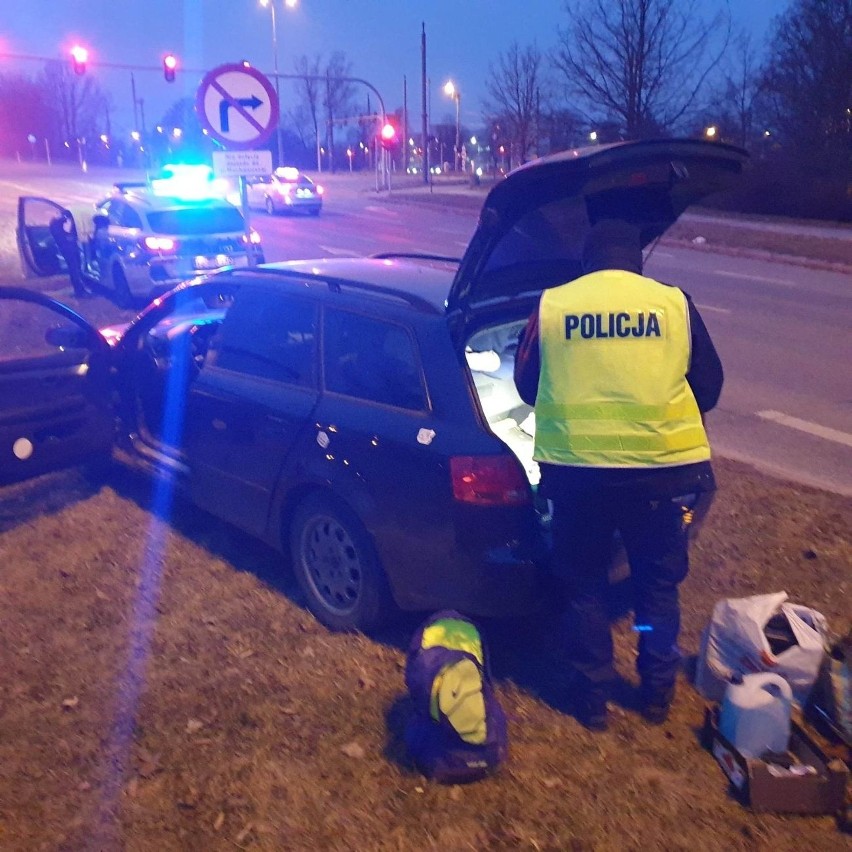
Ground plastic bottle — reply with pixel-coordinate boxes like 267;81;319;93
718;672;793;759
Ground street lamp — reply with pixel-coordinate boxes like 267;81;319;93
443;80;460;171
260;0;298;168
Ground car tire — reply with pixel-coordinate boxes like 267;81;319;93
112;264;132;309
289;493;393;633
265;197;276;215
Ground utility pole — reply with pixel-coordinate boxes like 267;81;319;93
403;75;408;175
130;72;139;133
421;22;429;184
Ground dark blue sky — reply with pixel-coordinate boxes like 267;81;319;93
3;0;789;134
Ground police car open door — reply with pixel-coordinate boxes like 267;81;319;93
16;196;74;278
0;288;113;486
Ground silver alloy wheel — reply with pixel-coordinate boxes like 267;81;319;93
299;511;363;615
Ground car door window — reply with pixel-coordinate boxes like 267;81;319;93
207;290;316;386
323;310;426;410
118;204;143;229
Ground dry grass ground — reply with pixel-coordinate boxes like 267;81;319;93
0;458;849;851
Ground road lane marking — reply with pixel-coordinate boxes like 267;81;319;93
757;410;852;448
694;303;731;314
364;206;400;216
319;245;361;256
713;270;795;287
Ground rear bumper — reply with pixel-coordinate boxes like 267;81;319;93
124;250;262;296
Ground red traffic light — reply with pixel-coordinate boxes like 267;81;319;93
70;45;88;75
379;122;398;150
163;53;178;82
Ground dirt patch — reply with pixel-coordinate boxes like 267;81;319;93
0;458;849;850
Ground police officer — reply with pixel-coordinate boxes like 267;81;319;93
514;219;723;731
48;206;98;298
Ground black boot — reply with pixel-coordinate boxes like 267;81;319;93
640;683;675;725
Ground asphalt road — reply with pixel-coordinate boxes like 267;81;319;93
2;160;851;496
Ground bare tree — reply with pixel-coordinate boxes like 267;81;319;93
707;31;764;148
482;42;545;164
553;0;731;138
323;51;357;172
722;33;764;148
293;53;323;162
39;60;107;146
761;0;852;154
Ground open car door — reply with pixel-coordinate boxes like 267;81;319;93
0;288;113;486
16;196;81;278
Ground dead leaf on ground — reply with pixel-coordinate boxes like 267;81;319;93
340;741;365;759
213;811;225;832
136;748;161;778
235;822;254;844
61;696;79;710
186;718;204;734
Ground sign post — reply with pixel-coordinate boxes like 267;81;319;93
196;63;279;266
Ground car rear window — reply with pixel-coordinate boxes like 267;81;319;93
146;206;245;235
323;310;426;411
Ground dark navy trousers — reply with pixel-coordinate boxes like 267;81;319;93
548;481;691;694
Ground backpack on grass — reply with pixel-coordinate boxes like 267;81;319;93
404;610;508;783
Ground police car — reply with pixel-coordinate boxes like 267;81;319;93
17;164;264;308
1;139;747;631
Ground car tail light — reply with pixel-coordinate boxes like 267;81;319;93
316;184;324;195
143;236;176;252
242;229;262;245
450;455;531;506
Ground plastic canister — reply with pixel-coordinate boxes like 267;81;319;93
719;672;793;759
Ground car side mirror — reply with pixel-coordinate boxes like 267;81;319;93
45;324;88;349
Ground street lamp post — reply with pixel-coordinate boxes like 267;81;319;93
260;0;297;168
443;80;460;171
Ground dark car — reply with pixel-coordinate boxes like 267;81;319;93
0;139;746;632
17;167;264;308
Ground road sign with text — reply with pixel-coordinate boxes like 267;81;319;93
196;63;279;150
212;150;273;178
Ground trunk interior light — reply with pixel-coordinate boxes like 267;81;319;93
450;455;530;506
143;236;176;252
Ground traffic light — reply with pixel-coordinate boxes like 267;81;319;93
70;45;88;75
379;121;398;150
163;54;178;83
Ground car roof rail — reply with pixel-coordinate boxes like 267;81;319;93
244;266;441;314
370;252;461;266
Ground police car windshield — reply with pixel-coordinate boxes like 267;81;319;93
146;207;245;235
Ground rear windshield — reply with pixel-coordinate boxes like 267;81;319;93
146;206;245;235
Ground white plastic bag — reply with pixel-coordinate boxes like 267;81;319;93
695;591;829;706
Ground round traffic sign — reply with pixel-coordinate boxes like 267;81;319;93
195;63;279;150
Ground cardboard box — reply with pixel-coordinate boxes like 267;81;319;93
702;706;849;814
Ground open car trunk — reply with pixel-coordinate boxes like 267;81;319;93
465;317;539;488
449;139;748;494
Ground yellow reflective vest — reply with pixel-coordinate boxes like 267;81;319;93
533;269;711;468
